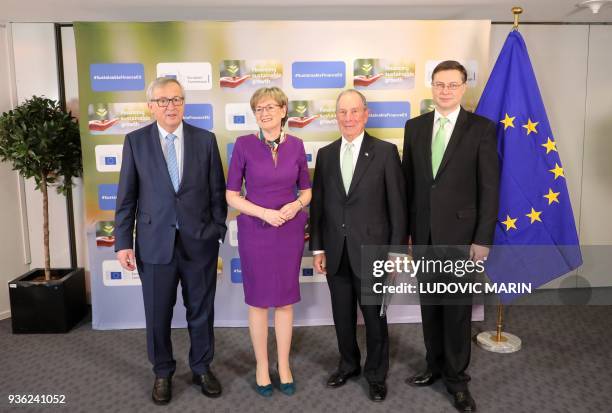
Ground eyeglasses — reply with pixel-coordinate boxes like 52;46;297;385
431;82;465;91
254;104;281;115
150;96;184;107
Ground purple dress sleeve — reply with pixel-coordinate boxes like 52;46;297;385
226;138;245;192
297;140;312;190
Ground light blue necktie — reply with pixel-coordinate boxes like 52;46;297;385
165;133;179;192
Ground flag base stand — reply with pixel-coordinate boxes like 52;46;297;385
476;304;521;353
476;331;521;353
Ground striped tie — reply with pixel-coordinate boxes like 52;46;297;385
165;133;179;192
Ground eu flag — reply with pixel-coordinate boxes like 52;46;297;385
475;31;582;299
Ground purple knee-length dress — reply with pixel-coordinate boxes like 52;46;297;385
226;134;311;308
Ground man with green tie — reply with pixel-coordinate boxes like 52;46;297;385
401;61;500;412
310;89;407;402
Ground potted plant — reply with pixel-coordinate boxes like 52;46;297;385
0;96;87;333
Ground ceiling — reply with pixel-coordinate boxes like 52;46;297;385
1;0;612;23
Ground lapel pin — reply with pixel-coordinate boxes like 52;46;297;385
365;152;369;157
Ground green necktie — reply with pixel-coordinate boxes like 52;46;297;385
431;117;449;177
341;142;354;193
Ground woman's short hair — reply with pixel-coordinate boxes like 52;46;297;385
250;87;289;127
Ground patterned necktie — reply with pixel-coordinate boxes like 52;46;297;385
165;133;179;192
431;117;449;177
341;142;354;193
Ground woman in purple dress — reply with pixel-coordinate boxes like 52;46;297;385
226;87;311;396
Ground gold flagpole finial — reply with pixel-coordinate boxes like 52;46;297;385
512;7;523;30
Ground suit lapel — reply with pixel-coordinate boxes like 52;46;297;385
347;132;375;196
420;111;435;183
329;139;346;197
150;123;176;194
436;107;468;179
178;123;193;194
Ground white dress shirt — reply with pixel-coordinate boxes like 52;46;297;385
432;106;461;151
339;131;364;171
157;122;184;182
313;131;365;256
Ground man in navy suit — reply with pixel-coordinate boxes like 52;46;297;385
115;77;227;405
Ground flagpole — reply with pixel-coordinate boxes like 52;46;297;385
476;301;522;353
475;6;525;354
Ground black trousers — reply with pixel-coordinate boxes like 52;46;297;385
326;242;389;383
417;242;473;393
420;303;472;392
137;231;219;378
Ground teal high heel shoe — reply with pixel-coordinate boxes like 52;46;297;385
279;381;296;396
255;382;273;397
276;363;296;396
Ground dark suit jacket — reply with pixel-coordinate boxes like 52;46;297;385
309;132;407;277
114;122;227;265
402;107;499;246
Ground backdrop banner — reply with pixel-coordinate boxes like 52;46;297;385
74;20;490;329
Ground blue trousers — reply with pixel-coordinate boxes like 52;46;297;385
137;231;219;377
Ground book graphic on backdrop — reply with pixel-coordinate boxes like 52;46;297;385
88;103;152;135
287;100;337;130
353;59;415;89
220;60;282;90
420;99;435;114
96;221;115;248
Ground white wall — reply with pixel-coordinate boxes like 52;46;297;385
0;24;28;320
10;23;87;277
577;25;612;288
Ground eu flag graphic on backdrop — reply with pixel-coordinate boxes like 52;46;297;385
475;31;582;300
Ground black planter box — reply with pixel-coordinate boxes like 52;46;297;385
8;268;88;334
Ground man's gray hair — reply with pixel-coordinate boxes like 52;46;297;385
336;89;368;111
146;77;185;101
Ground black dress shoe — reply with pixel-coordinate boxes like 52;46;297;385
405;370;441;387
452;390;476;412
326;368;361;388
368;381;387;402
193;370;222;398
151;376;172;405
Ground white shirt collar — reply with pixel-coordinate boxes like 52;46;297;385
342;131;365;148
157;122;183;139
434;106;461;126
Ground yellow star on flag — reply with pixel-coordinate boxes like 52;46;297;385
543;188;560;205
541;137;557;154
549;163;565;179
501;215;518;231
500;113;515;130
522;118;539;135
526;208;543;224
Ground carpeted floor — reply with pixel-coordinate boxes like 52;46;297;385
1;305;611;412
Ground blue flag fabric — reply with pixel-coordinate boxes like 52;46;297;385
475;31;582;299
